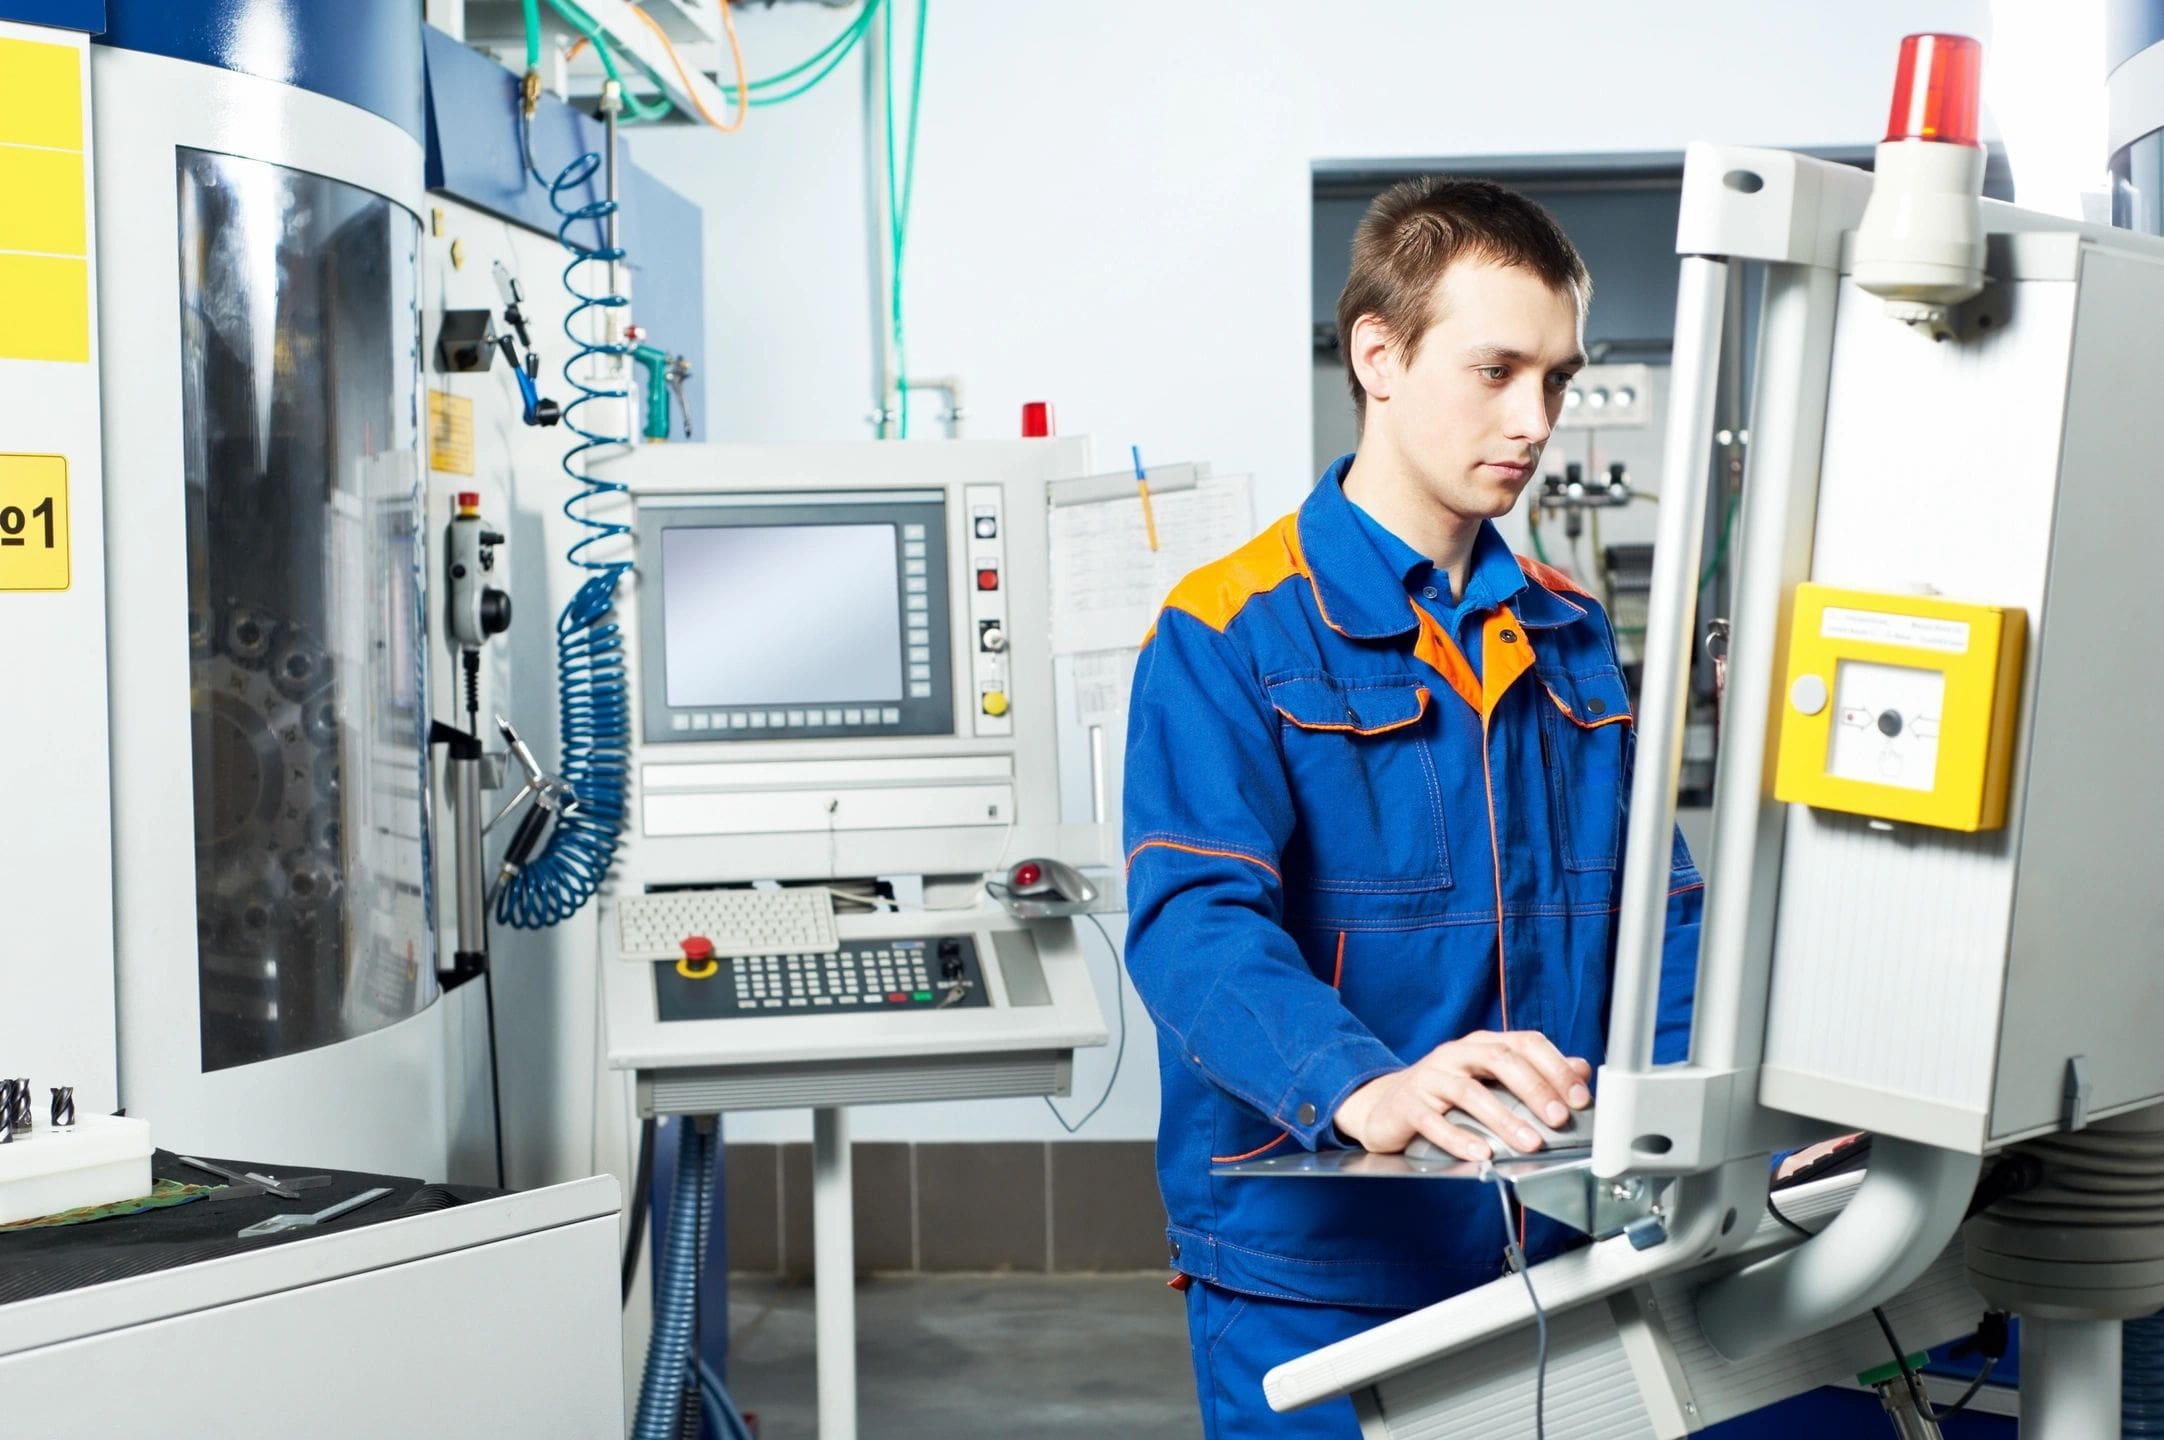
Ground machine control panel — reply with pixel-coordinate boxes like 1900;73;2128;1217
964;482;1012;736
654;935;992;1021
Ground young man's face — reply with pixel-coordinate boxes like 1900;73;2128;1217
1362;259;1586;521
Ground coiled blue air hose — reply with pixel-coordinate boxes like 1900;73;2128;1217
496;149;633;930
2127;1310;2164;1435
633;1119;710;1439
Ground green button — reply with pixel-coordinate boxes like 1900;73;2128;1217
913;990;933;1002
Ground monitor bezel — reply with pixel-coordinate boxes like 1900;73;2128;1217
635;493;957;745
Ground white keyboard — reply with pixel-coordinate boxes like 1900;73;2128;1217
615;887;841;961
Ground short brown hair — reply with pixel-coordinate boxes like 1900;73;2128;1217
1335;177;1590;409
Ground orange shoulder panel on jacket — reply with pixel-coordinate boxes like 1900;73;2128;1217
1151;513;1305;637
1515;554;1595;601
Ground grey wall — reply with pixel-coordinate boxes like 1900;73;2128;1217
1312;182;1686;342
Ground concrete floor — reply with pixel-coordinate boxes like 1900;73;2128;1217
725;1274;1200;1439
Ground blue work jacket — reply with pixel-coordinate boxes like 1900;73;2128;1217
1123;456;1703;1310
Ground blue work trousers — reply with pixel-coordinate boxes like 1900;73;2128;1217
1186;1280;1407;1438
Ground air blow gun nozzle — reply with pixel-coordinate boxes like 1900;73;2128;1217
492;262;535;352
486;715;577;891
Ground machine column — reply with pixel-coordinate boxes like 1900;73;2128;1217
2025;1316;2122;1440
813;1106;857;1440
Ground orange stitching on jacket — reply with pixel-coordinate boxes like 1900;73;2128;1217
1331;931;1346;989
1126;839;1281;880
1209;1133;1291;1164
1480;720;1511;1031
1274;688;1430;736
1287;518;1355;638
1541;681;1632;729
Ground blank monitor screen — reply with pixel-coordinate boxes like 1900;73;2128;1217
661;524;903;706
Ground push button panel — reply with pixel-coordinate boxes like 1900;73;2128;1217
964;482;1013;737
654;936;993;1021
1826;659;1946;794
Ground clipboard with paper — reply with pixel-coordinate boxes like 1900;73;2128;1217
1045;463;1257;658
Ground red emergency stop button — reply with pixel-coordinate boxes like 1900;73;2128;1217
676;935;719;980
977;568;1000;591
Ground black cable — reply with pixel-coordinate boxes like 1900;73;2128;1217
1043;913;1129;1134
1764;1189;2002;1422
686;1121;712;1438
1488;1170;1547;1440
518;106;549;189
479;961;508;1190
1868;1306;1998;1420
459;648;505;1190
622;1114;657;1304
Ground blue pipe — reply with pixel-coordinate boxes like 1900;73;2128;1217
632;1119;706;1439
494;146;633;931
2127;1311;2164;1435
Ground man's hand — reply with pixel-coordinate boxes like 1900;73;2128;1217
1332;1031;1594;1160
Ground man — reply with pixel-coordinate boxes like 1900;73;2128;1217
1122;177;1704;1437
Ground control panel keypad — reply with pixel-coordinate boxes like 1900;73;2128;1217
656;936;992;1022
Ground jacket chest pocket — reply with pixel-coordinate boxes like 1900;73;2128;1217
1268;675;1451;894
1537;665;1634;873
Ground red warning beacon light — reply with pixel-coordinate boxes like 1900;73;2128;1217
1884;33;1982;148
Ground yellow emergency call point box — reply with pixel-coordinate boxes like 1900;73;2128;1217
1774;583;2025;832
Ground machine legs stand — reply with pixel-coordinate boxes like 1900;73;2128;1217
2024;1316;2121;1440
813;1107;856;1440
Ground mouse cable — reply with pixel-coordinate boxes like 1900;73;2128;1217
1043;912;1129;1134
1484;1164;1548;1439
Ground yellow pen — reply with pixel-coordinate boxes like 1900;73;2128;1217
1132;445;1159;552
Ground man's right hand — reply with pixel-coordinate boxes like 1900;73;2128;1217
1332;1031;1594;1161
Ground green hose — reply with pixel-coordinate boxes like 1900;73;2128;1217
1698;484;1739;594
542;0;674;123
750;23;876;105
883;0;928;437
728;1;882;102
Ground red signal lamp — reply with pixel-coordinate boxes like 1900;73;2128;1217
1884;33;1982;148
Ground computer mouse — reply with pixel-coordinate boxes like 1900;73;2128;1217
1006;857;1097;903
1401;1087;1592;1161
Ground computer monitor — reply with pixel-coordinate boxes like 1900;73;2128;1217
597;440;1097;887
636;495;957;744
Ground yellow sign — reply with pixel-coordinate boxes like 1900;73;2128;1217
0;37;82;151
0;38;89;364
0;454;69;591
428;390;475;476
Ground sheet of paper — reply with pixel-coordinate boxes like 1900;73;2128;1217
1072;648;1137;727
1049;475;1255;655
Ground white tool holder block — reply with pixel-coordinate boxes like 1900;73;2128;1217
0;1114;152;1225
